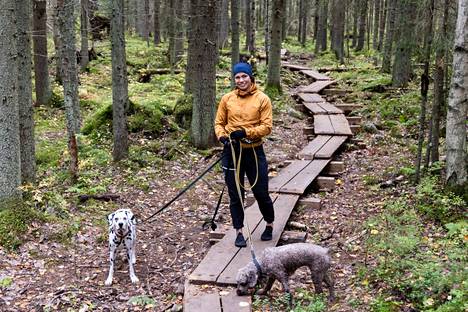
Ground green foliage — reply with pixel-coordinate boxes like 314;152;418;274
252;289;327;312
0;276;13;289
0;200;45;250
128;295;156;308
415;176;466;222
364;195;467;311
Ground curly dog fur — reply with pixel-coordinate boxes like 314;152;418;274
236;243;335;301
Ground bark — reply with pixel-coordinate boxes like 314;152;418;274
445;0;467;187
281;0;287;40
16;0;36;184
355;0;368;51
373;0;381;50
315;0;328;53
174;0;184;63
300;0;309;46
217;0;229;49
231;0;240;88
381;0;396;73
245;0;256;53
298;0;303;42
51;0;62;83
168;0;183;67
415;0;434;183
0;0;22;202
331;0;345;63
431;0;450;164
391;0;417;87
111;0;130;161
57;0;80;181
153;0;161;45
136;0;146;36
377;0;386;51
188;0;218;148
264;0;270;64
32;0;51;105
266;0;284;93
80;0;90;70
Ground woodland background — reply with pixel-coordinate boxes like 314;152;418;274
0;0;467;311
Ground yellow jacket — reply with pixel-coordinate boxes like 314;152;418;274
215;83;272;148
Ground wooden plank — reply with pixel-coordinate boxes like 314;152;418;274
297;135;332;160
221;290;251;312
297;93;327;103
315;136;348;158
281;62;310;71
298;197;322;209
333;103;362;114
216;194;300;285
279;159;331;194
297;80;336;93
269;160;311;192
313;115;334;135
329;114;353;135
346;116;362;125
300;69;332;81
317;102;344;114
183;282;221;312
303;102;327;114
189;202;263;284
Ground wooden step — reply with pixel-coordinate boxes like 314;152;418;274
314;114;353;136
324;161;345;175
297;197;321;209
300;69;332;81
278;159;331;194
303;102;344;115
279;231;308;244
216;194;300;285
297;92;327;103
316;176;336;191
297;80;336;93
346;116;362;125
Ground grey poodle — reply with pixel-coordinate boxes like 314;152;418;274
236;243;335;301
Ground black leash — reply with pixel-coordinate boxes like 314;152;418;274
143;153;223;223
202;185;225;231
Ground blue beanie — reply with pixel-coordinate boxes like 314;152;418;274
232;62;253;77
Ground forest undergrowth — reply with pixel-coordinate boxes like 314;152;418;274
0;37;466;312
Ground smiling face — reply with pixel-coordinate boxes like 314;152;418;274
234;72;252;91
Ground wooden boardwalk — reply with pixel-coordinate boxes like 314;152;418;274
183;62;358;312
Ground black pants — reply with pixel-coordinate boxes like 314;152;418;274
222;143;275;229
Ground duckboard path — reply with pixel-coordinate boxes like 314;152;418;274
183;61;358;312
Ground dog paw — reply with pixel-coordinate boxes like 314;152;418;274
105;278;113;286
131;275;139;284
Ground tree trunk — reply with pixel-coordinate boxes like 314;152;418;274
32;0;51;105
355;0;368;51
266;0;284;93
373;0;381;50
136;0;146;36
431;0;449;164
281;0;287;40
217;0;229;49
391;0;417;87
331;0;345;63
264;0;270;63
298;0;303;42
57;0;80;181
245;0;256;53
0;0;22;203
315;0;328;53
174;0;184;63
445;0;467;188
51;0;62;83
414;0;434;183
300;0;309;46
381;0;396;73
230;0;240;88
188;0;218;148
153;0;161;45
80;0;90;70
377;0;386;51
16;0;36;185
111;0;130;161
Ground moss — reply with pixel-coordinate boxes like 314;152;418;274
47;91;64;108
0;199;44;250
173;94;193;129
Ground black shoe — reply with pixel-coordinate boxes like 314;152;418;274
235;233;247;247
261;226;273;241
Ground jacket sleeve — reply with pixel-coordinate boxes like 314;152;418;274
245;95;272;140
214;95;229;139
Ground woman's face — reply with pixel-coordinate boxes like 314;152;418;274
234;72;252;91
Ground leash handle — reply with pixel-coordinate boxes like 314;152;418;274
143;154;223;223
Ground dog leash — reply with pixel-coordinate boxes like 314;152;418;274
143;153;224;223
202;185;226;231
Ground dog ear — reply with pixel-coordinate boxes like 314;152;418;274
130;214;136;225
107;213;115;226
248;267;258;288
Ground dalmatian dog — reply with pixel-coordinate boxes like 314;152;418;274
105;208;139;286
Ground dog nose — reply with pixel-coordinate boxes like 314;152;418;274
118;222;124;228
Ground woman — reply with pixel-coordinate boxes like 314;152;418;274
214;62;275;248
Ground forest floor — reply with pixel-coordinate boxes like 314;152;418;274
0;90;416;312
